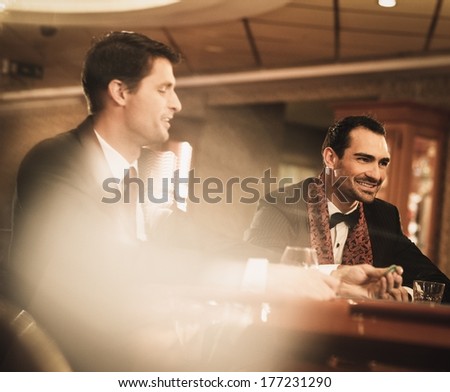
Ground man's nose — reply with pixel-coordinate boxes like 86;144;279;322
366;164;384;182
170;92;182;113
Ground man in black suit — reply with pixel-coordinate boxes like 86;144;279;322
245;115;450;303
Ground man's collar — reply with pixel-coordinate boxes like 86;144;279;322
94;129;138;180
327;200;359;215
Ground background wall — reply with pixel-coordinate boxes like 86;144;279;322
440;139;450;276
186;103;285;240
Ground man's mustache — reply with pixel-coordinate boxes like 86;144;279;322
355;175;383;186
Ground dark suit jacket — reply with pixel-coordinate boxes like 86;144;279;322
244;180;450;303
9;116;126;295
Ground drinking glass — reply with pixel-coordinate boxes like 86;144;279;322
413;280;445;304
280;246;319;269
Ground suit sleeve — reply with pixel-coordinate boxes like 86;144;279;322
393;235;450;303
244;184;310;255
244;198;296;253
371;202;450;303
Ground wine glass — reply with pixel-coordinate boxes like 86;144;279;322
280;246;319;269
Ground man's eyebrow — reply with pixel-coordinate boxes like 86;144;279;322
157;81;175;88
354;152;390;163
354;152;375;160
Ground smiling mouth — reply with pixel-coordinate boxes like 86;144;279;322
355;179;379;192
162;117;172;127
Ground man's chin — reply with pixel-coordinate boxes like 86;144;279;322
357;192;378;203
155;131;170;144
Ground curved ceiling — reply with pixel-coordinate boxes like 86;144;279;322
3;0;180;14
0;0;290;27
4;0;180;14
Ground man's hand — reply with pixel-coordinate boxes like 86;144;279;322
267;264;340;301
331;264;409;301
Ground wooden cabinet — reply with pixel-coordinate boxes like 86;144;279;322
333;101;448;262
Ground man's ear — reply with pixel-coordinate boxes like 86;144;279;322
107;79;127;106
323;147;337;169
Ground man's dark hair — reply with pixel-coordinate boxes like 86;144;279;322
321;115;386;158
81;31;181;114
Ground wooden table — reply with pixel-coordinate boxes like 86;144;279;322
168;289;450;371
252;298;450;371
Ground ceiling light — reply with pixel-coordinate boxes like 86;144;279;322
4;0;179;13
378;0;396;7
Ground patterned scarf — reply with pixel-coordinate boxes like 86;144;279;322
305;174;373;265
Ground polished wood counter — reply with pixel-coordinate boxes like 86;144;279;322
258;298;450;371
167;288;450;371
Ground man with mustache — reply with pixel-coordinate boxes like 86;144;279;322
245;115;450;303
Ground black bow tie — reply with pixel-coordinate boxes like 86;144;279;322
329;209;359;229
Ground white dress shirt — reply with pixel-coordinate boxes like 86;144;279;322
94;130;147;241
327;201;359;264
